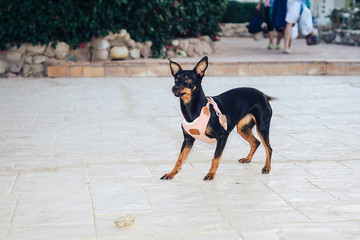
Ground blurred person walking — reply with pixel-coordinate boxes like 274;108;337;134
264;0;276;49
271;0;287;50
283;0;312;53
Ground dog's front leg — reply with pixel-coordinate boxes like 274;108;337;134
160;132;195;180
204;135;228;181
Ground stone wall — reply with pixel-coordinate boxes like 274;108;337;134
219;23;252;37
321;29;360;46
0;29;215;78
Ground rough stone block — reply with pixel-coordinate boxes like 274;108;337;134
32;64;44;74
33;56;47;64
10;62;22;73
54;42;70;59
27;45;46;55
0;60;7;74
6;52;22;62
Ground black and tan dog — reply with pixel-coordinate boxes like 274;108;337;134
161;56;273;181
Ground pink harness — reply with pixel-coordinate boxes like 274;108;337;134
182;97;227;144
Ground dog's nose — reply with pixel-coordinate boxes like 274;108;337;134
172;85;180;93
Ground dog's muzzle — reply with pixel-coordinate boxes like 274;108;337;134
172;85;185;97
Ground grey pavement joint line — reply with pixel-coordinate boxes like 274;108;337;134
86;168;98;239
10;172;19;194
142;186;155;213
293;162;317;178
94;117;103;136
247;168;313;223
49;127;58;161
4;194;20;239
305;178;342;202
198;184;244;239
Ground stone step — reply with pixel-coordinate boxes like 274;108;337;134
47;60;360;77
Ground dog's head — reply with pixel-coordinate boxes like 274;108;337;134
169;56;208;104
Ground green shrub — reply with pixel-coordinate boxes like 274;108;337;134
0;0;227;56
222;1;259;23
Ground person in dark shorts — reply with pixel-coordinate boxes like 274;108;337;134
271;0;287;50
264;0;275;49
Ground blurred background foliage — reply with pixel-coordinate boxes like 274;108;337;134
0;0;227;56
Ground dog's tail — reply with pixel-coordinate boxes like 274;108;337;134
265;95;278;101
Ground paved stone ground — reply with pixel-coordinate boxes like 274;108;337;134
1;75;360;240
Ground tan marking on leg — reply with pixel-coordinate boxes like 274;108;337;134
204;152;223;181
252;116;272;174
237;114;260;163
238;114;253;127
161;146;192;180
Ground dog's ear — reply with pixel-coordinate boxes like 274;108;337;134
194;56;208;77
169;58;182;77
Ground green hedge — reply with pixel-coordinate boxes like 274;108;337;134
222;1;259;23
0;0;227;56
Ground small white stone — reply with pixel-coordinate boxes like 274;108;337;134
24;56;32;64
114;214;135;228
118;29;127;38
135;42;142;49
172;39;180;47
97;40;110;50
127;39;136;48
129;48;140;59
145;41;152;48
110;46;129;60
54;42;70;59
0;60;7;74
176;50;187;58
95;49;108;60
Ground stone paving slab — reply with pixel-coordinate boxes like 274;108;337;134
0;75;360;239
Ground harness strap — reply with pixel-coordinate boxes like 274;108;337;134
207;97;228;131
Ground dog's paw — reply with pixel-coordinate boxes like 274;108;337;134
203;172;215;181
261;166;271;174
239;158;251;163
160;173;174;180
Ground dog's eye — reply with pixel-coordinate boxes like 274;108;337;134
185;79;193;84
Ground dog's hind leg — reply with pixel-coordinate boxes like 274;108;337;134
237;114;260;163
252;110;272;174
